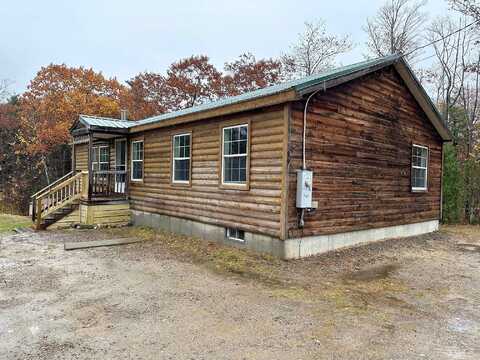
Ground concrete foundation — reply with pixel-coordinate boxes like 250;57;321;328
131;210;439;259
131;210;285;257
284;220;439;259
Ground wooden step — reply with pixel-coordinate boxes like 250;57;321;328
39;203;79;230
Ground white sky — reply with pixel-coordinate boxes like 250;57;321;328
1;0;451;94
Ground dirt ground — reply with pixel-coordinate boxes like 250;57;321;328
1;225;479;359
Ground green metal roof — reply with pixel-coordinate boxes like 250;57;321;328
78;114;133;129
77;55;401;130
134;54;402;127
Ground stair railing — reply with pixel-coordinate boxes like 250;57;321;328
31;171;74;201
32;171;88;229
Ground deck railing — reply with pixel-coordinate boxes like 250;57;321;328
91;170;127;198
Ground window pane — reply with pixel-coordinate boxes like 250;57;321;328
99;147;108;161
231;140;239;154
224;155;246;183
174;135;190;159
239;139;247;154
224;128;231;142
412;146;428;168
240;126;248;140
133;161;143;180
133;142;143;161
412;168;426;188
224;141;231;155
92;148;99;164
184;135;190;157
174;159;190;181
419;148;427;167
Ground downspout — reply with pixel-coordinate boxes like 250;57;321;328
299;83;325;228
302;87;324;170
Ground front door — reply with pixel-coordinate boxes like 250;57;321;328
115;139;127;193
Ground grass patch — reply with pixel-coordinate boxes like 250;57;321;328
0;213;32;234
104;226;414;312
107;226;283;285
441;224;480;238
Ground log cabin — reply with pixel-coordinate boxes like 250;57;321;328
31;55;451;259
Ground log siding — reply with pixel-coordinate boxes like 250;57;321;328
287;66;443;238
74;144;88;172
128;106;287;238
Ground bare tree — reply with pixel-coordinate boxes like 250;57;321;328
460;57;480;157
0;79;12;103
427;16;475;124
282;20;352;78
449;0;480;21
364;0;427;59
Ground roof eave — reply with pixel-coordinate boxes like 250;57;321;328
295;56;400;97
393;60;452;142
129;89;298;133
70;115;90;133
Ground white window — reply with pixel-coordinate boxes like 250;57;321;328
222;124;248;185
131;140;144;181
172;133;191;183
412;144;428;191
92;147;98;171
226;227;245;242
99;147;109;171
91;145;109;171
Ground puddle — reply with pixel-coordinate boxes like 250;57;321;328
345;264;400;282
448;317;477;334
456;243;480;253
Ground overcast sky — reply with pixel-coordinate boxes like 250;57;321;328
1;0;450;94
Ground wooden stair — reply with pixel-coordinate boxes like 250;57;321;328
31;171;88;230
39;202;79;229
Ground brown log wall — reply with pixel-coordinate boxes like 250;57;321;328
287;66;443;238
74;144;88;172
129;106;287;238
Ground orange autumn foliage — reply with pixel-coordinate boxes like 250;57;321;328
18;64;126;155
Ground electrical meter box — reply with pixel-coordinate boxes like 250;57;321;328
296;170;313;208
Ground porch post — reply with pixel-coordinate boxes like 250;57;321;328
125;136;129;199
88;132;93;200
72;141;76;173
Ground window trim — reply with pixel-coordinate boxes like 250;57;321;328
131;140;144;182
226;227;245;243
91;145;109;172
411;143;429;192
171;132;192;186
219;122;250;190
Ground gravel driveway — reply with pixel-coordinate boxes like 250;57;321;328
1;226;479;359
